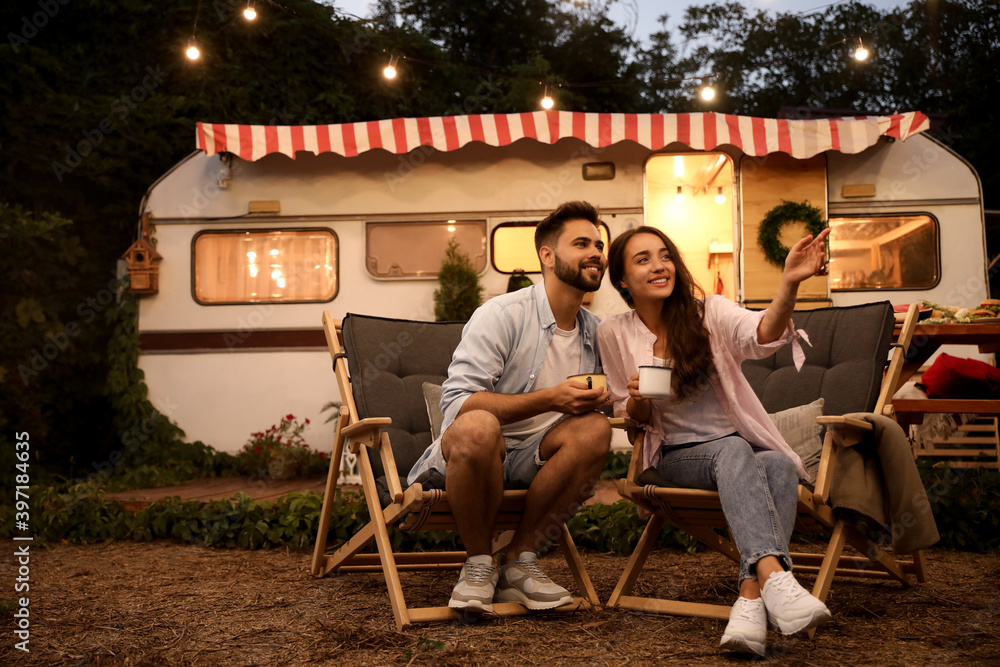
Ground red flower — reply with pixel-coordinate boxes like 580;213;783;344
286;413;295;421
254;446;260;453
318;452;325;458
305;418;311;425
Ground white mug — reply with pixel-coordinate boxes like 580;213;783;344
639;365;673;400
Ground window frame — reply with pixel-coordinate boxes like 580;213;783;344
827;212;941;292
190;227;340;305
490;220;611;274
364;219;488;281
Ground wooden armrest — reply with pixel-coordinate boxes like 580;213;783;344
609;417;637;430
816;415;873;451
816;415;874;432
341;417;392;450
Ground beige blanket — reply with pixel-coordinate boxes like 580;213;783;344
830;413;940;554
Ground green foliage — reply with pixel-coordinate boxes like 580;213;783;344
434;238;483;322
918;460;1000;552
402;636;447;662
234;414;328;481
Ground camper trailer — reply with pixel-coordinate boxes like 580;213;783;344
135;111;987;453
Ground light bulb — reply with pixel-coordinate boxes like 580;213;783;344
715;187;726;205
541;85;554;110
384;55;399;79
185;36;200;60
675;186;684;202
700;84;716;101
854;45;869;61
244;1;256;20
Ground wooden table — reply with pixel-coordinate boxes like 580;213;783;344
892;320;1000;428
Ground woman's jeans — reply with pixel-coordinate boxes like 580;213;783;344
654;434;799;583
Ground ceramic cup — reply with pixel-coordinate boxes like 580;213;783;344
567;372;607;393
639;365;673;399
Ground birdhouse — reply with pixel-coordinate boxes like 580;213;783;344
121;238;162;295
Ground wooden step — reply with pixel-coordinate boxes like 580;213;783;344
957;424;997;432
918;449;997;458
931;436;998;445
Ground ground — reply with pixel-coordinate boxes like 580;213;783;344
2;541;999;666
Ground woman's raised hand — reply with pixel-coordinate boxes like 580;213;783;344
784;228;831;284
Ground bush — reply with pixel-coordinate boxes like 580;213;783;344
434;238;482;322
235;414;328;481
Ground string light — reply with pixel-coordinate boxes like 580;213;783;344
853;36;869;61
541;85;554;110
186;0;202;60
185;36;200;60
244;1;256;21
383;54;399;79
715;187;726;205
699;80;716;101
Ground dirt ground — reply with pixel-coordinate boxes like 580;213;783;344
2;541;998;666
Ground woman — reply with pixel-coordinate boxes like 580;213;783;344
597;225;832;657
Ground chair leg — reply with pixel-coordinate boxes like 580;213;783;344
358;447;412;632
558;523;600;606
607;513;666;607
311;411;349;576
912;549;929;583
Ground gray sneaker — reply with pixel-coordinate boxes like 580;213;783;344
496;552;573;610
448;556;498;613
761;570;833;635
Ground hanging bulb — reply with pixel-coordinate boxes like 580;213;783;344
244;1;256;20
185;36;200;60
383;54;398;79
715;187;726;205
541;85;554;110
700;82;716;101
853;37;869;62
675;186;684;202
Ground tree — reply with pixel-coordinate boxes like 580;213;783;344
434;239;483;321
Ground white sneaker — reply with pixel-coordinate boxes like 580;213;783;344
496;552;573;610
720;596;767;656
761;570;833;635
448;555;498;613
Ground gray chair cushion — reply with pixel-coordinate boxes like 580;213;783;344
341;313;465;482
742;302;895;417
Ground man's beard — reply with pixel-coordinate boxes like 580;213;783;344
554;253;604;292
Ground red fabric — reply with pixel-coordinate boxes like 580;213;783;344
920;353;1000;399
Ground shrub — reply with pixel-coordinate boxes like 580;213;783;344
235;414;327;481
434;238;482;322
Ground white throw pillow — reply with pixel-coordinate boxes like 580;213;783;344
422;382;445;441
768;398;825;482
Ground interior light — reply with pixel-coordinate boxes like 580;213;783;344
249;265;258;277
675;186;684;202
271;269;281;279
269;249;279;256
246;251;256;261
715;187;726;205
383;54;399;79
276;278;285;288
185;36;200;60
541;85;554;110
243;1;256;20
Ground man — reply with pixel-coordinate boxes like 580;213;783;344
407;200;613;613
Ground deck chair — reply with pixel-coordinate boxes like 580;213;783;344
608;302;926;628
311;312;601;631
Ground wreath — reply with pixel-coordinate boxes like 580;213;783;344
757;200;827;268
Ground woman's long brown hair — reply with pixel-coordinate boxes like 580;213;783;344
607;226;715;401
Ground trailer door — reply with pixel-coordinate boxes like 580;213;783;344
739;153;831;309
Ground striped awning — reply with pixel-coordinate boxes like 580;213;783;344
196;110;930;162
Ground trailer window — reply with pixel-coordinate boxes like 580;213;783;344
492;221;611;273
828;215;939;291
365;220;487;278
192;229;338;304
